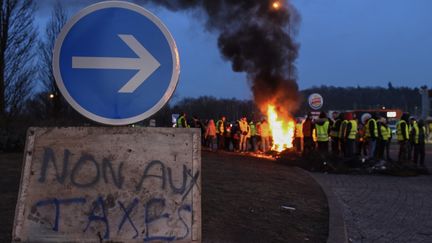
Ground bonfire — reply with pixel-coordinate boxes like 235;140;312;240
266;105;295;152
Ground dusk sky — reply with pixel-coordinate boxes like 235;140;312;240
37;0;432;100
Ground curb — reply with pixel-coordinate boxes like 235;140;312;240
306;172;348;243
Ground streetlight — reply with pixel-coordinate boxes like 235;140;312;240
272;1;281;10
49;93;55;99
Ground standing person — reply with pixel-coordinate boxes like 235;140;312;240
413;120;426;167
364;114;378;160
376;117;388;161
205;120;217;151
315;112;330;154
255;121;262;152
339;114;349;157
239;117;250;152
408;117;417;161
330;112;342;156
177;113;188;128
249;121;257;152
302;113;314;155
397;113;410;161
294;118;303;152
343;112;357;157
260;119;271;153
231;121;240;152
224;122;232;151
192;116;205;145
216;116;226;150
384;119;392;161
356;124;364;156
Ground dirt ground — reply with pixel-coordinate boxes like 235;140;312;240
0;151;329;243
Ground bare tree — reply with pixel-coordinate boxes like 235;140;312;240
0;0;37;123
39;1;67;118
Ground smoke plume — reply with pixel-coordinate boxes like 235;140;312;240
150;0;301;117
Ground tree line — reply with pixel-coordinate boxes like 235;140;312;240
161;83;422;125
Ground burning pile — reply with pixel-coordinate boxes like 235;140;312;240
267;104;295;152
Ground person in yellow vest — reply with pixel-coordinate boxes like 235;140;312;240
342;112;357;157
176;112;188;128
413;119;427;167
385;120;392;161
408;117;417;160
377;117;390;161
330;112;342;156
339;115;349;157
397;113;410;161
364;113;378;160
294;118;303;152
249;121;257;152
315;111;330;154
380;118;392;161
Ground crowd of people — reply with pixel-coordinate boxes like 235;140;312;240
294;111;429;167
176;113;272;153
176;111;429;167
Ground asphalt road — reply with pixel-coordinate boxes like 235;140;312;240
312;144;432;243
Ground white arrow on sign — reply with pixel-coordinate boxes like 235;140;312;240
72;34;160;93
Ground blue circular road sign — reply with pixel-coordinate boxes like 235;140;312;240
53;1;180;125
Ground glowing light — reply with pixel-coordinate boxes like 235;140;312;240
49;94;55;99
267;105;295;152
387;111;397;118
272;1;281;10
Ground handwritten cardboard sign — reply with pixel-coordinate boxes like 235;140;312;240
13;127;201;242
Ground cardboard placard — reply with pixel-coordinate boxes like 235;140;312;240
13;127;201;242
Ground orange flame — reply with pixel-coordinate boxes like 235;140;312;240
267;105;295;152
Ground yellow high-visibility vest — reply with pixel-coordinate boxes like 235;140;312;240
177;116;188;128
216;120;225;134
396;120;409;141
316;120;329;142
330;121;339;137
365;119;378;138
348;120;358;140
412;123;426;144
381;125;390;141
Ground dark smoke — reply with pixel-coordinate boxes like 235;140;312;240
149;0;301;117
